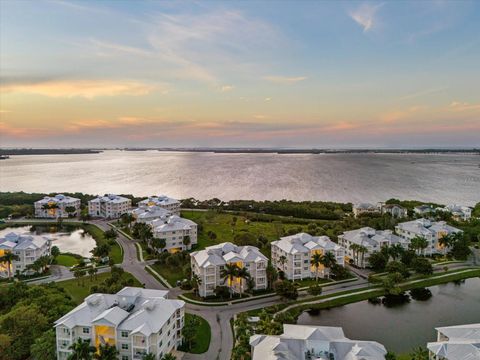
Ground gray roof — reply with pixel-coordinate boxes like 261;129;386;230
191;242;267;269
139;195;179;207
89;194;130;204
396;219;462;237
427;323;480;360
0;232;50;251
35;194;79;205
271;233;342;255
354;203;377;210
340;228;406;248
149;215;196;232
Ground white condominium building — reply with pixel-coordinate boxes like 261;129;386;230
0;232;51;277
271;233;345;280
395;219;462;255
379;203;408;218
338;228;408;268
438;204;472;221
427;323;480;360
54;287;185;360
250;324;387;360
147;215;197;252
34;194;81;218
88;194;132;219
352;203;379;218
138;196;180;215
190;242;268;298
131;205;171;224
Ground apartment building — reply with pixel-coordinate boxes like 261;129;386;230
352;203;379;218
395;219;462;256
338;227;408;268
0;232;51;277
427;323;480;360
88;194;132;219
379;203;408;218
147;215;197;252
190;242;268;298
34;194;81;218
271;233;345;280
138;196;180;216
250;324;387;360
54;287;185;360
438;204;472;221
131;205;171;224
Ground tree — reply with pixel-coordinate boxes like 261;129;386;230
385;351;397;360
308;284;323;296
190;274;202;295
142;354;156;360
183;235;191;247
266;262;278;289
410;236;428;255
0;251;20;279
151;237;166;253
310;253;323;281
161;354;176;360
67;338;95;360
278;255;287;272
233;231;256;246
121;213;134;229
385;261;409;278
65;206;77;217
104;229;117;241
409;347;429;360
273;280;298;301
50;246;60;259
214;285;230;299
368;252;388;272
382;272;404;296
88;267;97;281
92;243;110;258
182;315;200;351
236;267;251;296
411;258;433;275
449;233;471;260
74;269;84;284
320;251;337;278
389;244;404;260
400;250;417;267
94;343;118;360
357;245;368;268
30;329;56;360
220;263;240;298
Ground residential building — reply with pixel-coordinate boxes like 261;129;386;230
131;205;170;224
271;233;345;280
138;196;180;215
414;205;435;216
0;232;51;277
395;219;462;255
190;242;268;298
88;194;132;219
34;194;81;218
147;215;197;252
352;203;379;218
427;323;480;360
438;205;472;221
379;203;408;218
338;228;408;268
250;324;387;360
54;287;185;360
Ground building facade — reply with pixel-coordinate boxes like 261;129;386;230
34;194;81;218
88;195;132;219
352;203;379;218
131;205;171;224
55;287;185;360
427;323;480;360
395;219;462;256
379;203;408;218
147;215;197;252
338;228;408;268
138;196;180;216
439;205;472;221
0;232;51;277
271;233;345;280
250;324;387;360
190;242;268;298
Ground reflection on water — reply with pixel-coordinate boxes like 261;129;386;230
0;225;96;257
298;278;480;353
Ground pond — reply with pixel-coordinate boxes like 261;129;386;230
297;277;480;353
0;225;96;257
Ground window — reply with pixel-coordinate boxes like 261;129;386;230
159;340;163;347
121;331;129;338
83;328;90;334
121;344;129;350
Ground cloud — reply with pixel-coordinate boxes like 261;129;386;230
220;85;234;92
263;75;307;84
349;3;383;33
1;79;158;99
264;97;272;101
449;101;480;112
397;87;448;101
253;114;269;119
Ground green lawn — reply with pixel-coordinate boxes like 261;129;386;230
82;224;123;264
57;271;141;304
180;314;211;354
150;263;186;286
56;254;80;267
292;278;332;288
182;210;310;255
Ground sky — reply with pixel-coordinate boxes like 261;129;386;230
0;0;479;148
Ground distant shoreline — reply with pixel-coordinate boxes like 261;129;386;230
1;148;479;156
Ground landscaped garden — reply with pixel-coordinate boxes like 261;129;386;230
178;313;211;354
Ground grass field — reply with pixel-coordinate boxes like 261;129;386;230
56;254;80;267
182;210;309;254
82;224;123;264
179;313;211;354
150;263;186;285
57;271;141;304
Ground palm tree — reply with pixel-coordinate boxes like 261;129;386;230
161;354;176;360
93;343;118;360
183;235;191;248
278;255;287;271
142;354;156;360
236;267;251;296
0;251;20;279
88;267;96;281
357;245;368;268
438;234;455;255
409;346;429;360
389;243;404;260
410;236;428;255
67;338;95;360
220;263;240;298
310;253;323;281
320;251;337;278
121;213;134;229
151;237;166;253
266;262;278;289
349;243;359;266
190;273;202;295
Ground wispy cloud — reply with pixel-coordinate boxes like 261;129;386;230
397;87;448;101
1;79;159;99
449;101;480;112
220;85;234;92
263;75;307;84
348;3;384;33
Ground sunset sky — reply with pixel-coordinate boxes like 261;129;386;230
1;0;479;148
